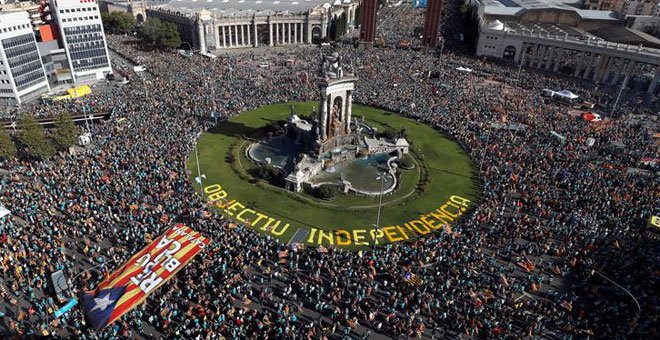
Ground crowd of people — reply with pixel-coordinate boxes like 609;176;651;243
0;3;658;339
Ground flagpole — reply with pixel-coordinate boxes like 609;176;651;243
68;258;117;296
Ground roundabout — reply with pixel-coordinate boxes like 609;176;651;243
188;51;476;249
188;101;478;249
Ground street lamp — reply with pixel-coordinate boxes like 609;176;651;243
194;131;204;196
610;74;628;116
68;258;117;296
373;172;386;251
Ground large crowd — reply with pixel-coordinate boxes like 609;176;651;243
0;2;658;339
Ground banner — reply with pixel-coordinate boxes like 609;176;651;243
51;270;69;302
414;0;427;8
81;224;211;330
54;298;78;318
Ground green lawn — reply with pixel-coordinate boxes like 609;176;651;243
188;102;478;249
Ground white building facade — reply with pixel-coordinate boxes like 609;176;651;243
51;0;112;82
146;0;357;53
0;12;50;106
472;0;660;95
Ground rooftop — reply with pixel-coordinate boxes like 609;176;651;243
480;0;620;21
146;0;348;16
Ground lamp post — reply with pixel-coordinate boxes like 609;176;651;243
516;49;526;82
68;258;117;296
373;172;386;251
610;74;628;116
592;269;641;316
194;131;204;196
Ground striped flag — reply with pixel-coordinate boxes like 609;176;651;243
81;224;211;331
403;272;423;285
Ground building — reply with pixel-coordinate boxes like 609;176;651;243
50;0;112;82
0;11;50;106
586;0;660;17
97;0;146;23
422;0;443;47
145;0;358;53
472;0;660;94
359;0;377;43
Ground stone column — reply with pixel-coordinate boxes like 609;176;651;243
647;68;660;95
246;24;251;47
197;21;206;53
254;22;258;47
583;54;594;80
222;26;226;48
537;45;549;69
592;55;605;82
213;21;220;50
294;22;298;44
602;56;616;83
320;91;328;140
275;23;280;45
573;51;585;77
552;48;563;72
238;25;243;46
527;44;537;68
288;22;292;44
345;91;352;134
307;20;312;44
611;58;626;85
269;22;274;46
300;23;304;43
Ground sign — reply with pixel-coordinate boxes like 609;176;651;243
204;183;471;247
54;298;77;318
51;270;69;302
81;224;210;330
649;216;660;231
414;0;427;8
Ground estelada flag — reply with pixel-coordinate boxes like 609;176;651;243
81;224;211;331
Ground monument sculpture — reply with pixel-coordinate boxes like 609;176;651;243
247;52;410;194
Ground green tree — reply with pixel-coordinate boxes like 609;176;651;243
101;11;136;34
17;114;54;160
316;185;337;200
0;129;16;161
329;18;337;40
139;19;181;49
52;112;78;151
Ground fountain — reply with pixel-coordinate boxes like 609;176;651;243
247;52;410;196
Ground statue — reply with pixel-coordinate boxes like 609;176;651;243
321;52;343;79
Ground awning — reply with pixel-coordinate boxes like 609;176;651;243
582;112;602;122
0;205;10;219
555;90;579;100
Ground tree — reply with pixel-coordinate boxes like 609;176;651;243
101;11;136;34
17;114;54;160
329;18;337;41
53;112;78;151
316;185;337;200
0;129;16;161
398;156;414;170
138;19;181;50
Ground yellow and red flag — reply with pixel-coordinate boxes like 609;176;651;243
81;224;211;331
